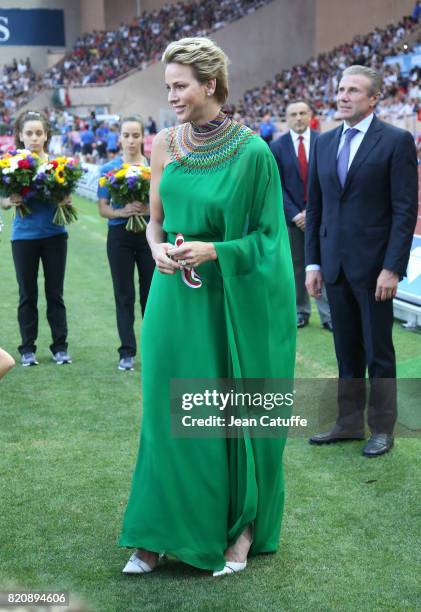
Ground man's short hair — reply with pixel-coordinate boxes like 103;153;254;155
286;99;312;113
342;65;382;96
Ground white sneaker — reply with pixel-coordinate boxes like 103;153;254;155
118;356;135;371
52;351;72;365
21;352;38;367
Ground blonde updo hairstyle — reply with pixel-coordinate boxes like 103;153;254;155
162;37;229;104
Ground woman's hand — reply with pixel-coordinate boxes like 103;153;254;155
118;202;145;218
60;195;72;207
151;242;182;275
130;200;149;215
9;193;23;207
167;241;217;268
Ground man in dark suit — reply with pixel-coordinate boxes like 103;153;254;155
271;100;332;330
305;65;418;457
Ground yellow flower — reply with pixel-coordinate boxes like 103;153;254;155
0;158;10;168
54;165;65;184
55;157;67;165
114;168;127;179
99;176;107;187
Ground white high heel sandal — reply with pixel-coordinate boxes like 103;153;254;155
122;553;154;574
122;552;166;574
212;560;247;577
213;526;253;577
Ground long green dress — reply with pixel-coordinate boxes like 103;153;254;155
119;115;296;572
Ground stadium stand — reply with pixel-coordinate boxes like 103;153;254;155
0;4;419;137
228;16;420;129
42;0;274;87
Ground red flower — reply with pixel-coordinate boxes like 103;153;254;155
51;160;58;168
18;159;30;169
21;187;30;196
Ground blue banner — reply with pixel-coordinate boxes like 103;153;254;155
0;9;65;46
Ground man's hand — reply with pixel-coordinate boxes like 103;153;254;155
293;211;306;231
375;269;399;301
305;269;323;298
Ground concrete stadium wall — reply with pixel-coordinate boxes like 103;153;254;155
213;0;315;101
80;0;105;33
0;0;80;72
315;0;415;53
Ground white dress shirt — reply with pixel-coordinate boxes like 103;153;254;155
306;113;374;272
290;126;311;161
290;127;311;224
336;113;374;168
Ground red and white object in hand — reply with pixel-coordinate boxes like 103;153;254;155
175;233;202;289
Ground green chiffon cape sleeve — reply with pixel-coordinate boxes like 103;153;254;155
214;138;296;379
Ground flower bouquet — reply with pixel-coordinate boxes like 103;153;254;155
99;163;151;232
32;156;84;225
0;149;40;217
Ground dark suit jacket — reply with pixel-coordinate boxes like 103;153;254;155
270;130;318;225
305;115;418;287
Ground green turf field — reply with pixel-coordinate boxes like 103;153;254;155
0;196;420;611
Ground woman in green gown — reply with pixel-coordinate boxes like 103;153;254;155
119;37;296;576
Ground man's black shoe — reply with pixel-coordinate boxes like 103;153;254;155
322;321;333;332
309;429;365;444
297;315;309;328
362;434;394;457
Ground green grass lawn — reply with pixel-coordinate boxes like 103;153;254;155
0;196;420;612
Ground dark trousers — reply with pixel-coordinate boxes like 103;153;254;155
288;225;331;323
325;270;397;435
11;234;68;355
107;224;155;358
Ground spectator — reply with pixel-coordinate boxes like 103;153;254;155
106;124;120;158
259;113;276;144
412;1;421;21
146;116;157;134
95;121;109;160
80;124;95;161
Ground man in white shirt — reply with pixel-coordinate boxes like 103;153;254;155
270;100;332;330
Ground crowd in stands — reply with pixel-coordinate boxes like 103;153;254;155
0;58;41;127
228;15;420;129
0;6;419;136
43;0;272;88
